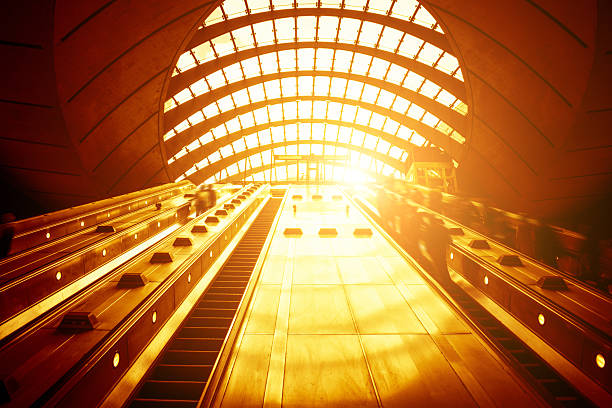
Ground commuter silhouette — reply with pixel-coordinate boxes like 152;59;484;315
0;213;16;258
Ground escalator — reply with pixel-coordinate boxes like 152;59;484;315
128;198;282;408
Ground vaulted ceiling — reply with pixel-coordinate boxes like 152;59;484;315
0;0;610;219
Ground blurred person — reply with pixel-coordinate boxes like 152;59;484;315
411;189;425;205
423;215;453;287
205;184;217;208
400;206;422;257
428;190;443;214
457;197;480;229
534;221;562;269
0;213;16;258
194;186;208;216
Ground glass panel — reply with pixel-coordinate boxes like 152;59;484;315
407;104;425;120
192;42;215;64
341;104;357;122
317;16;339;41
398;34;423;59
207;70;226;90
248;83;266;102
368;0;393;15
174;88;192;105
369;58;390;80
249;0;271;13
330;77;348;96
240;112;255;128
297;76;314;95
377;89;394;108
414;5;438;29
253;21;275;45
361;84;379;104
297;16;317;41
370;112;386;129
315;48;334;70
204;8;224;26
297;48;315;70
224;0;247;19
278;49;296;71
190;78;209;97
211;33;235;57
258;129;272;144
264;79;282;99
313;76;331;95
357;22;383;48
284;101;298;120
275;18;295;43
420;79;441;98
242;57;261;78
339;18;361;43
164;98;177;113
436;52;459;75
345;0;367;11
390;0;419;20
345;80;363;100
417;42;444;66
379;27;403;53
404;71;424;91
383;118;400;134
333;50;352;72
203;103;220;118
188;111;205;126
224;63;244;83
280;77;297;97
351;53;371;76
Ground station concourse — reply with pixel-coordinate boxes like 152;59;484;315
0;1;612;407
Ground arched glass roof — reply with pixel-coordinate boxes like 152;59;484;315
163;0;468;184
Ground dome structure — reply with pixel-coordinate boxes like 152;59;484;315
161;0;468;186
0;1;610;219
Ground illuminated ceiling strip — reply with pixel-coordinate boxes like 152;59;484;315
181;142;403;183
179;133;411;178
215;162;386;184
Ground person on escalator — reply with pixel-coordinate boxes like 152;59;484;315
205;184;217;209
0;213;16;258
194;186;208;216
424;215;453;287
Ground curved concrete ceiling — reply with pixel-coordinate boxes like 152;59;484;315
0;0;610;219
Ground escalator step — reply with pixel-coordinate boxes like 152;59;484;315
137;380;205;401
171;338;224;351
151;364;213;381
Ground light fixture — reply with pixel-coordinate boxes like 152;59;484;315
56;271;62;281
484;275;489;285
152;311;157;324
188;273;192;283
596;354;606;369
537;313;545;326
112;352;120;368
102;249;107;257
